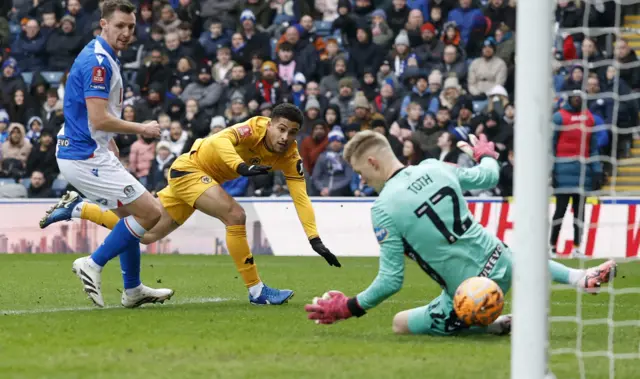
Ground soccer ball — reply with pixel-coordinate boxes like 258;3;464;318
453;277;504;326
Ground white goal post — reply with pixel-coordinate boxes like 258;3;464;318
511;0;554;378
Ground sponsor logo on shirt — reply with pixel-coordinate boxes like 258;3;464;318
123;185;136;198
374;226;388;244
92;66;106;84
201;176;212;184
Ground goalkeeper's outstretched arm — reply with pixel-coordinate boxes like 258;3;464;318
453;157;500;191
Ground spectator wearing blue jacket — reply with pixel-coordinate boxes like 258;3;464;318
11;19;48;73
447;0;484;46
351;173;376;197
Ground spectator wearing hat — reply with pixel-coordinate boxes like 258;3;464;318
400;70;431;117
342;123;360;140
2;122;31;168
332;0;358;47
319;56;358;99
25;128;57;182
135;83;166;123
390;30;418;78
301;96;323;139
467;37;507;96
371;9;395;50
0;58;26;107
25;116;43;146
239;9;272;59
210;116;227;136
11;18;47;72
360;67;380;102
225;92;250;124
376;59;400;89
329;77;357;125
348;94;386;131
323;104;342;130
300;119;329;175
158;4;181;34
349;26;383;78
449;97;474;141
243;0;275;29
258;101;273;118
415;22;445;68
146;141;176;194
212;44;235;84
300;81;329;115
374;78;402;126
414;111;444;155
311;126;353;197
447;0;484;47
429;76;464;114
45;15;83;72
198;18;231;60
180;62;224;116
385;0;411;36
248;61;287;105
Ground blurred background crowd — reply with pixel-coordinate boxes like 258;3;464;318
0;0;638;199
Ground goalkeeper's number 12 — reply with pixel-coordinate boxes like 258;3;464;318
413;186;471;244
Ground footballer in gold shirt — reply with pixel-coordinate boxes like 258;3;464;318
43;104;340;305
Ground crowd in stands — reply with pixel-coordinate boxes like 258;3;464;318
0;0;638;199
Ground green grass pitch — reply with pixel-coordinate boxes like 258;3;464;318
0;254;638;379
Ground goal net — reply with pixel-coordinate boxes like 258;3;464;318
512;1;640;378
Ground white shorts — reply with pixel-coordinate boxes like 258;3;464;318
57;152;146;210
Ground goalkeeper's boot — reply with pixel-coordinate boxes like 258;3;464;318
487;314;512;336
580;259;617;294
40;191;82;229
72;256;104;307
249;284;294;305
121;284;175;308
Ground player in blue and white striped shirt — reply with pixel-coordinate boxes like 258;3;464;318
53;0;173;308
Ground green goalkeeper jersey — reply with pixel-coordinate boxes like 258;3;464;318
356;157;510;310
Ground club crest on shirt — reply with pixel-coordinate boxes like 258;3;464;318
202;176;212;184
92;66;106;84
374;226;388;244
236;125;252;139
250;157;261;165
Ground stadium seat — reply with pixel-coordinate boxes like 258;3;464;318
21;178;31;189
51;178;69;197
314;21;332;37
41;71;65;88
0;178;16;186
21;72;33;87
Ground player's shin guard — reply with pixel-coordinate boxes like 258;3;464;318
225;225;260;287
119;242;142;290
81;203;120;229
91;216;146;267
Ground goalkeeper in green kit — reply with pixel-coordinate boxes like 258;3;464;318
304;131;617;336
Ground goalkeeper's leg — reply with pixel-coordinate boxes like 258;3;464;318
193;185;294;305
548;259;617;292
392;290;511;336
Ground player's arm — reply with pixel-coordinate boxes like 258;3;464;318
453;157;500;191
211;124;270;176
278;153;341;267
83;57;158;137
304;206;404;323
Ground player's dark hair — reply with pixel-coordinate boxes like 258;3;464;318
101;0;136;20
271;103;304;126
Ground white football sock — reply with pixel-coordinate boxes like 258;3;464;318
86;257;103;272
568;269;586;285
248;282;265;298
71;202;85;218
125;284;144;296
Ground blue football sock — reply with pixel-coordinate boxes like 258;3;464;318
119;242;141;289
91;217;141;267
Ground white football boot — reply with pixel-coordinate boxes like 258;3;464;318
72;256;104;307
487;314;512;336
121;284;175;308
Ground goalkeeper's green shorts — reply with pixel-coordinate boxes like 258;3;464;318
407;249;512;336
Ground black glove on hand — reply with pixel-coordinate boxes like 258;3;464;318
237;163;271;177
310;237;341;267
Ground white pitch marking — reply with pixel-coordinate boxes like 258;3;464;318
0;297;232;315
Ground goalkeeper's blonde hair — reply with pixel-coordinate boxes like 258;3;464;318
343;130;393;165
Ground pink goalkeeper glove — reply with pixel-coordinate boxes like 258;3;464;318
457;134;499;162
304;291;366;325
